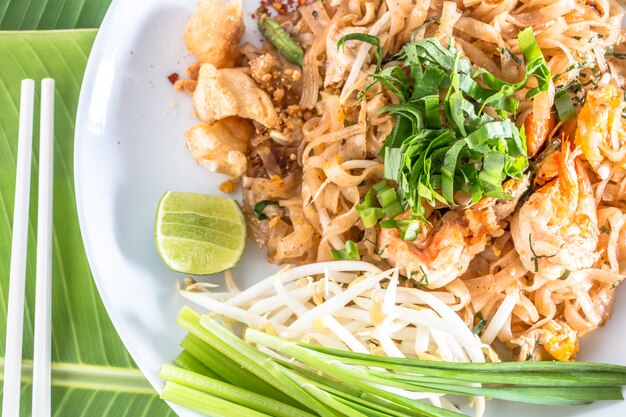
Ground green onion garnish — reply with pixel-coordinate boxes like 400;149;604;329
161;307;626;417
344;29;551;226
253;200;279;220
330;240;360;261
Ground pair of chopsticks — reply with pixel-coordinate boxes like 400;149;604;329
2;79;55;417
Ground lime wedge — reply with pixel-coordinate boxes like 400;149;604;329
155;191;246;275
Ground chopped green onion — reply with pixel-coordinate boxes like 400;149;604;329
606;48;626;59
330;241;360;261
410;266;429;287
372;181;404;219
254;200;279;220
471;312;487;335
356;190;384;227
380;219;421;241
356;182;406;230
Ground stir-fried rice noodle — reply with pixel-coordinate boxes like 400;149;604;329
180;0;626;364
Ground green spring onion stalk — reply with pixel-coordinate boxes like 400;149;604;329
173;349;221;379
160;365;316;417
247;329;626;406
179;313;303;406
163;307;626;417
302;343;626;374
179;306;336;417
161;382;273;417
257;8;304;67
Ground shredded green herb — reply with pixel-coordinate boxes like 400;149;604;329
254;200;279;220
606;48;626;59
529;234;563;273
472;312;487;335
366;28;550;222
559;270;571;281
554;89;576;122
337;33;382;73
330;241;361;261
410;266;429;287
501;46;522;65
600;225;611;234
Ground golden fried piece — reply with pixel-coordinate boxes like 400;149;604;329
184;0;244;68
185;117;254;178
193;63;280;128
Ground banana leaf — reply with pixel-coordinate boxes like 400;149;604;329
0;0;111;30
0;30;175;416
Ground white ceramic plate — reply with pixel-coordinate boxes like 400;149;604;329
74;1;626;416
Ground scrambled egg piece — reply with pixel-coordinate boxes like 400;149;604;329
513;320;579;362
193;63;279;128
185;117;253;178
541;320;580;362
574;84;624;178
184;0;243;68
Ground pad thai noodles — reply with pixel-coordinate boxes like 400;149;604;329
174;0;626;364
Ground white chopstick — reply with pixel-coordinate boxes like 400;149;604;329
2;79;35;417
32;78;55;417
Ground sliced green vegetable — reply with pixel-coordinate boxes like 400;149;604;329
258;8;304;66
330;240;361;261
554;89;576;122
471;312;487;335
253;200;279;220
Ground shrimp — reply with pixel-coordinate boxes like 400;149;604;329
574;84;626;179
524;112;557;158
511;142;599;280
378;211;487;289
380;177;529;289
